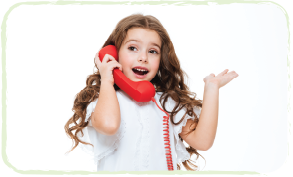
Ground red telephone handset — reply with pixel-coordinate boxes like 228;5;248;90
98;45;174;171
98;45;156;102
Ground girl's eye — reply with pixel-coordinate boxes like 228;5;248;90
150;50;159;54
128;46;137;51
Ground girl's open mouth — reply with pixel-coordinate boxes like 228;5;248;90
132;68;149;79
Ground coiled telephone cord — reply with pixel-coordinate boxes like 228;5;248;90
151;97;174;171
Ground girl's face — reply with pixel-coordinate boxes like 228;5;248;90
118;28;161;82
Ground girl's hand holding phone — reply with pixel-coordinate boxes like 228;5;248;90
94;50;123;85
203;69;239;89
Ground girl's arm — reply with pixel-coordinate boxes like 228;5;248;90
180;69;238;151
90;50;123;136
90;80;121;136
179;82;219;151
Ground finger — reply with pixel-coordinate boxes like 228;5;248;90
95;47;103;69
102;54;116;64
229;71;239;78
118;64;123;71
203;74;212;82
94;55;101;67
114;64;122;72
109;59;121;68
208;73;215;77
112;62;122;71
217;69;229;77
226;70;236;76
95;53;101;63
109;62;122;72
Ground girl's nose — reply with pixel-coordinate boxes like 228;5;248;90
138;52;148;63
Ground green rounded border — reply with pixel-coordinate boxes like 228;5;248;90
1;0;290;175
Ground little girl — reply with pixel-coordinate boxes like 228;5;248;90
65;13;239;171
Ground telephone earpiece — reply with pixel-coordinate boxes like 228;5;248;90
98;45;156;102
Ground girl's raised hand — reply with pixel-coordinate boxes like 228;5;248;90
94;49;123;85
203;69;239;89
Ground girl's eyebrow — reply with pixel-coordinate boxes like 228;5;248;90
125;39;161;49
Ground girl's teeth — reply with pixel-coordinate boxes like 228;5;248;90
135;68;147;72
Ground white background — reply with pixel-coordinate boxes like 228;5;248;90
1;0;293;177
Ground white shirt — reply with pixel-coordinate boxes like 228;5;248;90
78;89;201;171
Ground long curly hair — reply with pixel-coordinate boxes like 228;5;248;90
65;13;205;171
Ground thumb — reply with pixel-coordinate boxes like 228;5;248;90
94;53;101;68
203;73;215;82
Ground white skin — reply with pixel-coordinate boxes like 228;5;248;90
95;27;161;85
118;27;161;82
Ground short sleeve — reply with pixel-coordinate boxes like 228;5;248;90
168;98;201;163
84;98;98;126
77;98;126;166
